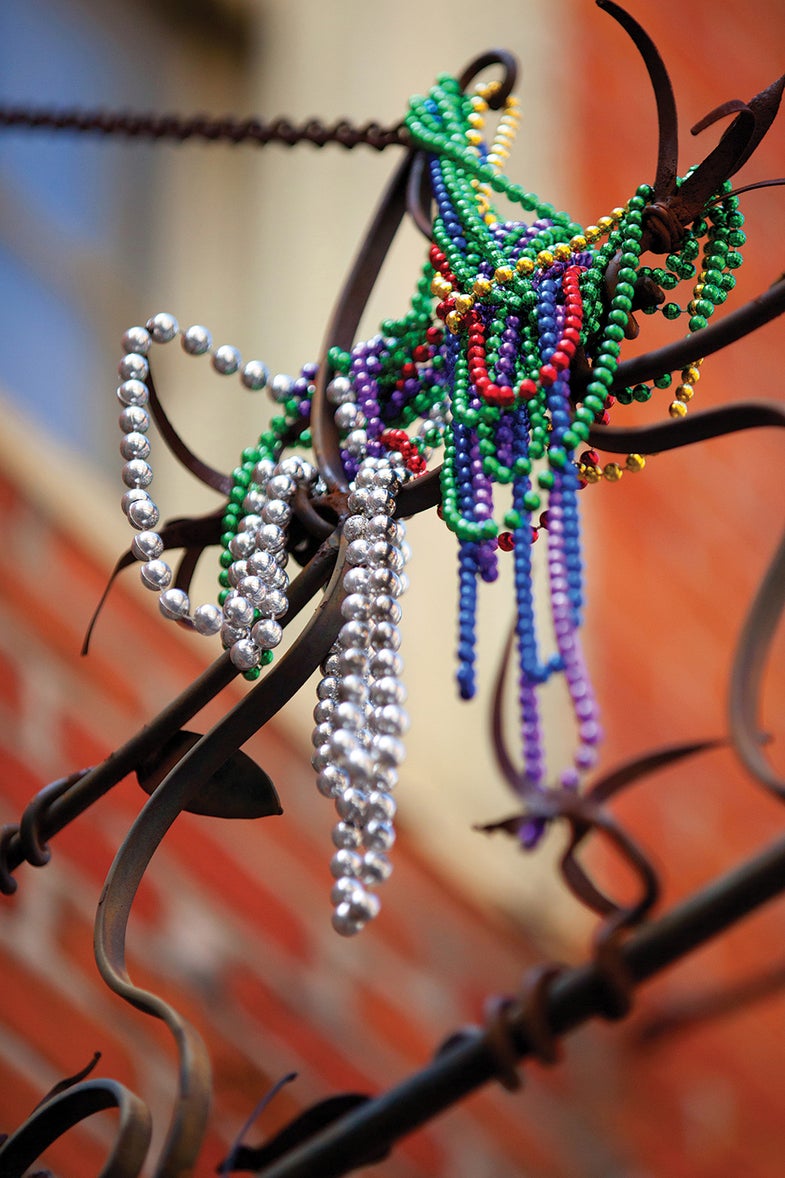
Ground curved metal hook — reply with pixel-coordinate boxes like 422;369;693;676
457;50;518;110
596;0;679;201
0;1078;152;1178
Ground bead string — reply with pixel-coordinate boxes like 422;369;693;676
113;70;748;929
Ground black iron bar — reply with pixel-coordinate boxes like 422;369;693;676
253;833;785;1178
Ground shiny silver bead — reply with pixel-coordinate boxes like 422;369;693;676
330;849;363;879
331;902;364;937
267;565;288;590
326;375;353;405
120;431;151;461
229;531;257;559
367;540;399;569
283;456;316;486
341;593;372;622
371;733;406;766
346;888;380;923
238;575;264;606
257;589;287;619
345;539;370;567
366;790;397;821
230;638;261;670
131;530;163;560
342;517;366;544
119;405;150;434
330;874;365;904
316;764;348;798
242;489;267;516
369;676;406;706
193;602;222;635
262;499;291;527
147;312;179;342
256;523;285;553
269;373;293;403
128;498;160;530
247;550;276;579
335;787;368;824
229;561;251;589
344;746;375;784
371;704;409;736
116;379;148;407
122;326;151;355
267;473;295;500
363;820;396;852
312;722;334;749
366;486;395;515
369;568;403;597
254;458;276;483
374;765;399;792
122;459;153;488
347;488;371;515
366;514;402;542
140;560;172;591
311;748;331;774
342;566;370;595
221;622;249;648
212;344;241;375
241;359;269;391
316;676;339;700
361;850;393;885
334;402;365;431
223;594;254;628
251;618;282;649
370;594;402;624
121;488;149;516
238;513;263;535
313;698;335;725
370;622;401;651
354;465;377;489
332;824;363;851
333;701;365;732
321;654;341;677
337;620;370;649
118;353;149;382
337;674;369;705
369;465;400;491
345;429;368;457
159;588;190;619
181;324;212;355
335;647;368;676
369;648;403;678
328;728;360;761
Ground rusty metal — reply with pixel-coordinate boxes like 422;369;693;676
0;106;411;151
1;3;785;1173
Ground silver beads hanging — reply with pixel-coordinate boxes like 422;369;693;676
311;455;409;936
115;314;275;644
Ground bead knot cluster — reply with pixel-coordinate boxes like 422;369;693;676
114;69;746;930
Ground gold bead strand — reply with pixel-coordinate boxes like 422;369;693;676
668;360;703;419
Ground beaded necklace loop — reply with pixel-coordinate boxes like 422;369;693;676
114;69;746;931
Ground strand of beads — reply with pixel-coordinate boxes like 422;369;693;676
220;454;318;675
116;312;296;658
311;456;409;936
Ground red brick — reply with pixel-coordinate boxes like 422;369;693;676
0;951;139;1093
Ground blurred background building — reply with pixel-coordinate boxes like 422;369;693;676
0;1;784;1174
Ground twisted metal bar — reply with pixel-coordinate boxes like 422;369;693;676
0;106;411;151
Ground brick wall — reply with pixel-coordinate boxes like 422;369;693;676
0;449;638;1178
